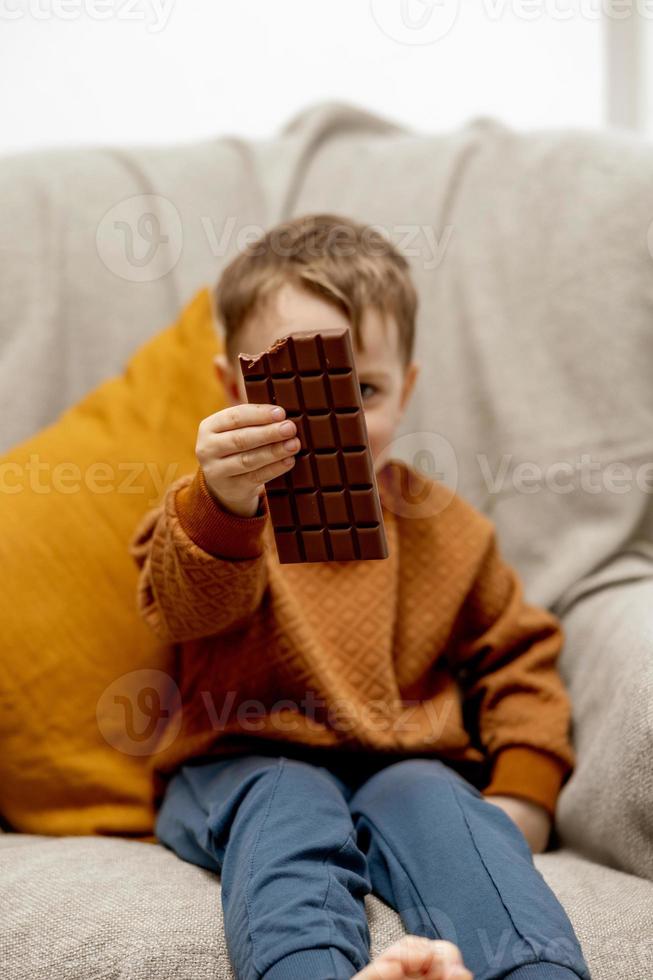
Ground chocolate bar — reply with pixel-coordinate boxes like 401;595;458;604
238;327;389;563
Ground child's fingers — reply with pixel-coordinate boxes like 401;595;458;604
214;417;297;460
200;403;284;436
229;453;297;491
217;437;299;480
198;411;297;465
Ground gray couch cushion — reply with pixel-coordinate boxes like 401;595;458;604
1;834;651;979
554;562;653;882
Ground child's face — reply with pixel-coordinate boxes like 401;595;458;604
215;282;420;472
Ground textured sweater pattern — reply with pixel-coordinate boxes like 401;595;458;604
129;459;575;818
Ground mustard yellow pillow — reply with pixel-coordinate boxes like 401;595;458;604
0;288;223;838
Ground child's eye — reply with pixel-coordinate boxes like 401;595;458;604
359;382;378;399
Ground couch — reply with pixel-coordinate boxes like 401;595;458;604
1;102;652;979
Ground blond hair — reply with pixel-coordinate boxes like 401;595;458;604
214;213;418;368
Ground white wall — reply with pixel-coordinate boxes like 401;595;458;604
1;0;604;157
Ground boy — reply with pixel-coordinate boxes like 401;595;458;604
129;214;591;980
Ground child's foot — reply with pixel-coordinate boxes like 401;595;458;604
353;935;473;979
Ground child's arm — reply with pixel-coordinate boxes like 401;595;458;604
449;525;574;820
128;466;270;643
129;401;298;643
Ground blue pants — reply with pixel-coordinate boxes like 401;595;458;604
155;750;591;980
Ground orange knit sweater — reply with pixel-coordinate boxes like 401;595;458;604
129;458;575;818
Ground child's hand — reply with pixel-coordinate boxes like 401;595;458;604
195;403;300;518
484;794;552;854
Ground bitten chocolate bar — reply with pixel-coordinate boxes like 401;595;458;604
238;327;389;563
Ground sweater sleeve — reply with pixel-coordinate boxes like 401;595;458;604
128;466;270;643
449;526;575;818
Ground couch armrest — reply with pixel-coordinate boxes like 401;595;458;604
554;556;653;880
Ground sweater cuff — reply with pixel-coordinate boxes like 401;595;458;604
173;467;269;560
481;746;571;819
